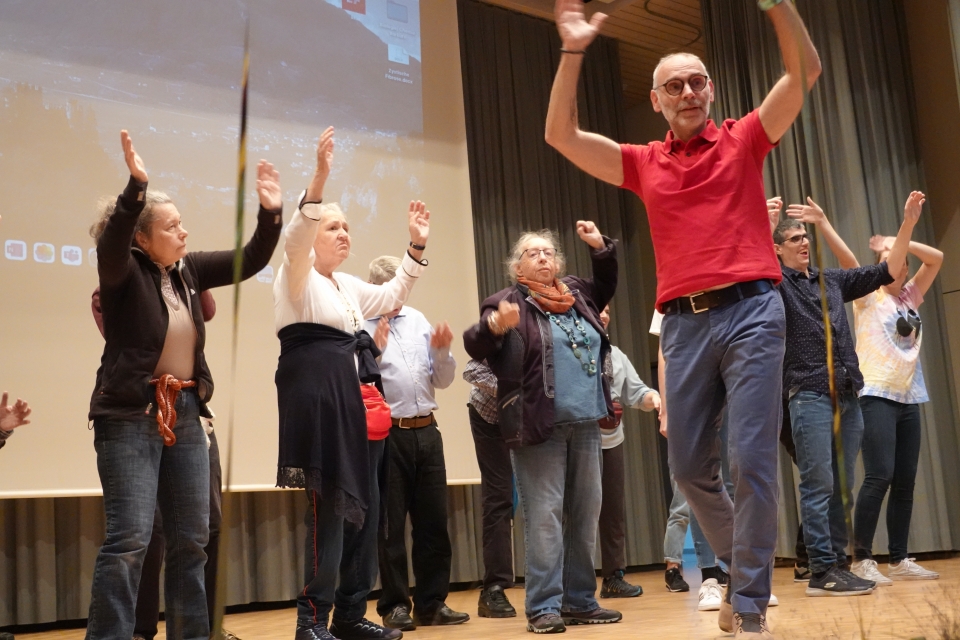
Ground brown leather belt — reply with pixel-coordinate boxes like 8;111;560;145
150;374;196;446
661;279;773;315
392;413;435;429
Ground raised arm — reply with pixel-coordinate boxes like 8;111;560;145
885;191;923;281
572;220;618;310
544;0;623;186
871;192;942;296
757;0;822;144
98;131;149;288
787;197;859;269
429;321;457;390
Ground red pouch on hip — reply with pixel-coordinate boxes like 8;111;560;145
362;383;392;441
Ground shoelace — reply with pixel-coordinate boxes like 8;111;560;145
489;588;509;605
700;583;723;602
736;613;768;633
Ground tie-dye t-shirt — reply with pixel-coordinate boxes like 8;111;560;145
853;281;928;404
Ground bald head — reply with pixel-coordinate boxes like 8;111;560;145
652;53;708;89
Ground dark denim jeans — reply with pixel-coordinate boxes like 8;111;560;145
299;438;385;627
511;421;602;619
853;396;922;564
660;289;785;616
789;390;863;574
86;389;210;640
468;404;515;589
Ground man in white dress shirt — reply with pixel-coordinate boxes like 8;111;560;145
364;256;470;631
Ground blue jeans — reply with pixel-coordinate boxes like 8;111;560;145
789;390;863;574
664;474;718;569
660;289;785;616
86;389;210;640
298;438;385;627
511;421;602;619
854;396;921;564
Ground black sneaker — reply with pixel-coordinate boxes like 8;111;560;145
560;607;622;625
700;566;730;586
805;565;875;597
1;633;15;640
664;567;689;592
600;570;643;598
794;563;811;582
414;604;470;626
526;613;566;634
381;605;416;631
295;622;337;640
331;617;403;639
478;585;517;618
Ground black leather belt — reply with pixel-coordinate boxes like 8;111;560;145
392;413;435;429
661;279;773;315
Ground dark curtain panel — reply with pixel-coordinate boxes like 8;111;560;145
702;0;960;556
457;0;666;572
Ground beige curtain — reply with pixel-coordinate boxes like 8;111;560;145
702;0;960;558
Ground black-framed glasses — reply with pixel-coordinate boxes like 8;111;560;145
780;233;809;246
524;248;556;260
655;73;709;97
896;307;921;339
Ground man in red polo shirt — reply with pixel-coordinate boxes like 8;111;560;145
545;0;820;637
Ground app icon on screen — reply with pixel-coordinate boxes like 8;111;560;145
388;44;410;65
34;242;55;263
62;245;83;266
4;239;27;261
257;265;274;283
343;0;366;14
387;0;408;22
89;247;97;266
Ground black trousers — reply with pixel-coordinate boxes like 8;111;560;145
467;404;515;589
134;430;222;639
376;422;452;617
779;401;809;566
598;443;627;578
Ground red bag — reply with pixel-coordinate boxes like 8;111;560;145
362;383;392;440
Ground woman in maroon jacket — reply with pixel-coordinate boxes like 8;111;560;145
84;130;282;640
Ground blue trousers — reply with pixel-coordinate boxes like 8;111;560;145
660;289;785;616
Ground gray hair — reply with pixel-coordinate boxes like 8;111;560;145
368;255;402;285
505;229;566;282
652;52;708;89
318;201;345;220
773;219;804;245
89;190;174;244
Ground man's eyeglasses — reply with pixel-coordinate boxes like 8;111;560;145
780;233;809;246
896;307;921;339
655;74;709;97
524;248;556;260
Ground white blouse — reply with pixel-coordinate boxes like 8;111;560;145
273;201;425;334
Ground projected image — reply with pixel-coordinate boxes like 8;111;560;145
0;0;422;134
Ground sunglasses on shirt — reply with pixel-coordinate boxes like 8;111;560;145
896;307;921;339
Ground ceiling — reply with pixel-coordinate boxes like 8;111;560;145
480;0;706;109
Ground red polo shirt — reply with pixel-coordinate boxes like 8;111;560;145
620;109;782;310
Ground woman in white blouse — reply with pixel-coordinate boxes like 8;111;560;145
274;127;430;640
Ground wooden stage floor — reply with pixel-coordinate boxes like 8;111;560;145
17;558;960;640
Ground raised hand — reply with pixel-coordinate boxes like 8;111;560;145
306;126;335;202
576;220;604;249
408;200;430;247
0;392;31;432
904;190;925;224
121;130;148;183
555;0;607;51
495;300;520;330
786;197;826;226
256;160;282;211
767;197;783;231
374;316;390;352
869;234;893;253
430;322;454;350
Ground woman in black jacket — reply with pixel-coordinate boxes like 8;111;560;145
462;222;619;634
85;130;282;640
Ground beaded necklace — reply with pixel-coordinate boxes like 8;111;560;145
547;311;597;375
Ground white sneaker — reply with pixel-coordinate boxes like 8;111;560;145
698;578;724;611
888;558;939;580
768;593;779;607
852;559;893;586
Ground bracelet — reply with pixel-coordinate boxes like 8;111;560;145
409;241;426;251
405;249;428;266
757;0;785;10
560;48;586;55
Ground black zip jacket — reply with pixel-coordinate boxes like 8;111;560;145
90;176;282;421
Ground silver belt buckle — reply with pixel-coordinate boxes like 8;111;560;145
688;291;708;314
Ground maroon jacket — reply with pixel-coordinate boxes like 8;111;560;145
463;237;618;448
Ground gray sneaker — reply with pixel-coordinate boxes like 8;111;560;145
560;607;622;625
526;613;566;634
806;565;875;596
888;557;939;580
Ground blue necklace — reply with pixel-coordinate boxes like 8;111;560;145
547;312;597;376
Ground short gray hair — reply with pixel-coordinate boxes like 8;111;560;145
505;229;566;282
652;52;708;89
368;255;401;285
773;219;804;245
319;202;345;220
89;190;174;244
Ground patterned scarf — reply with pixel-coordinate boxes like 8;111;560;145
155;263;180;310
517;276;575;313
